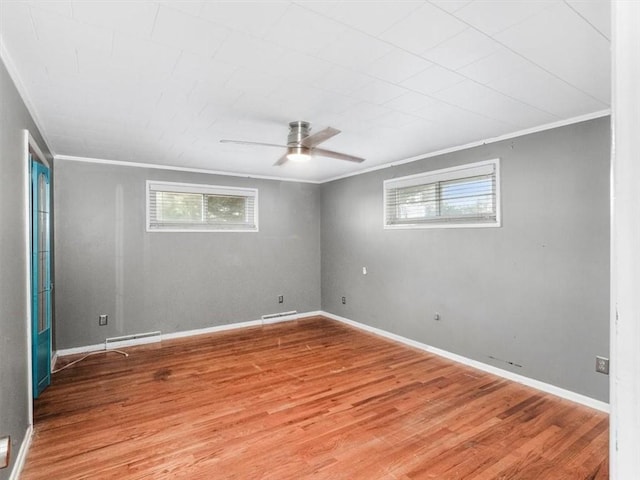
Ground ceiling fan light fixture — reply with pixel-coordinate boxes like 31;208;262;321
221;121;365;166
286;146;311;162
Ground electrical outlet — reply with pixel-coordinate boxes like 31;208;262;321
341;296;346;305
278;295;284;304
595;356;609;375
99;314;108;326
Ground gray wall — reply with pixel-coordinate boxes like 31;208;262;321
54;162;321;349
0;60;53;479
56;118;610;403
321;117;611;402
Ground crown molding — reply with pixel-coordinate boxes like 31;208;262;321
54;155;323;184
321;109;611;183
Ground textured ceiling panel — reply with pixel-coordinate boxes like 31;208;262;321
0;0;610;182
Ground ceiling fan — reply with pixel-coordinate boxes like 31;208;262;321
220;121;365;166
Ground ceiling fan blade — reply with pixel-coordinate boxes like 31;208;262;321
313;147;365;163
222;123;361;165
273;154;288;166
300;127;340;148
220;139;287;149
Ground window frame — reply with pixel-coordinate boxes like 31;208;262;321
146;180;259;233
383;159;501;230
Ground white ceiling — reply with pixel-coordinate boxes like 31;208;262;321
0;0;610;183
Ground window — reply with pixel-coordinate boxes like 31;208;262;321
384;159;500;229
147;181;258;232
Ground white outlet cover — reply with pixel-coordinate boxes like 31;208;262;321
595;356;609;374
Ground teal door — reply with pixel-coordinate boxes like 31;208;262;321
31;158;52;398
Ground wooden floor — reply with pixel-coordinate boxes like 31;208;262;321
23;317;608;479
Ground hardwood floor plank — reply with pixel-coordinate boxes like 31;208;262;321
22;317;608;479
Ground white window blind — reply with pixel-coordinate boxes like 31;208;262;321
384;159;500;229
147;181;258;232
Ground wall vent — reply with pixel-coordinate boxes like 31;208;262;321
261;310;298;324
105;331;162;349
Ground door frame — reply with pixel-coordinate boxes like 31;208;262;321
23;130;50;422
610;1;640;477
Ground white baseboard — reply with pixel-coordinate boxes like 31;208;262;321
161;310;322;340
161;319;263;341
321;311;610;413
56;311;322;357
9;425;33;480
51;350;58;372
53;311;606;412
53;311;608;412
56;342;106;357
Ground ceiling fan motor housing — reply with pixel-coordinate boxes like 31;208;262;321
288;121;311;146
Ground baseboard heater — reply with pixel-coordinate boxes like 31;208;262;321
261;311;297;324
105;331;162;349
